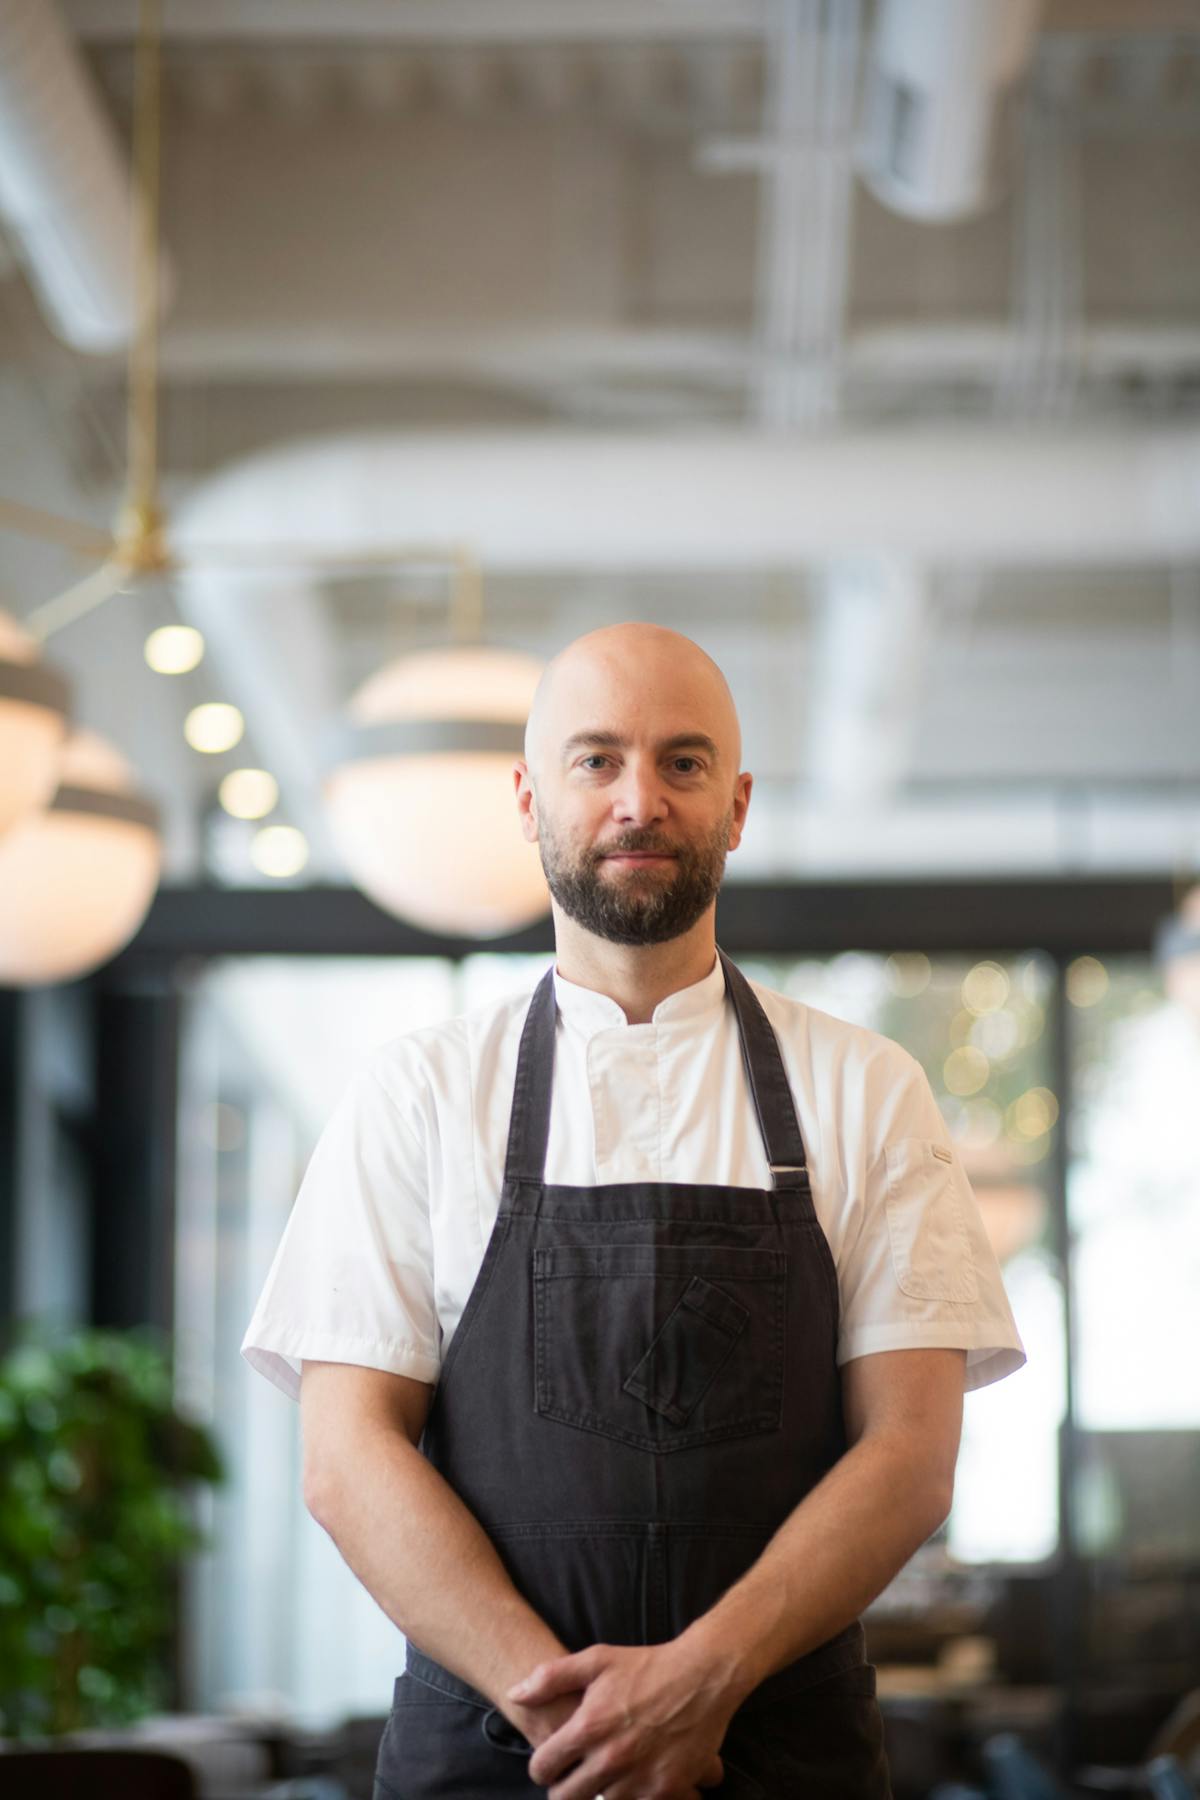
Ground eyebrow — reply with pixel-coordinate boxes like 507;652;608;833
561;730;720;762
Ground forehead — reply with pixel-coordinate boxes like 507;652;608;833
547;646;726;726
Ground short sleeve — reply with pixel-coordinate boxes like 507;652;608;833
836;1051;1027;1393
240;1067;441;1401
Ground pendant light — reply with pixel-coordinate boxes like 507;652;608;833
323;556;548;937
0;730;162;985
0;608;72;837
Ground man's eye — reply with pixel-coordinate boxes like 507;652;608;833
581;755;610;770
673;758;700;773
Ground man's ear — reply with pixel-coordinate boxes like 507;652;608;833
513;759;539;843
728;771;753;851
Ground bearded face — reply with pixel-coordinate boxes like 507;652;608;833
535;802;734;946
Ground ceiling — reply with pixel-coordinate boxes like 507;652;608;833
1;0;1198;888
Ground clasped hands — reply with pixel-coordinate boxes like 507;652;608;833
505;1638;740;1800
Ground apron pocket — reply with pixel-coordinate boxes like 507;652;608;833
534;1244;784;1452
622;1276;749;1424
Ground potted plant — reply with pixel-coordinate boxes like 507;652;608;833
0;1326;223;1740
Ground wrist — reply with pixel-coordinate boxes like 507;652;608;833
672;1614;762;1717
475;1616;567;1718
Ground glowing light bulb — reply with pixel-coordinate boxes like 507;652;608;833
145;626;204;674
185;703;244;754
219;768;278;820
251;824;308;879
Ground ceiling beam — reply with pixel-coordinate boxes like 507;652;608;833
105;875;1181;967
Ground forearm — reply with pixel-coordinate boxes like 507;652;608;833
309;1427;567;1736
678;1432;952;1706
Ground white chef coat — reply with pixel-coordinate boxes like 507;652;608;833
242;954;1026;1402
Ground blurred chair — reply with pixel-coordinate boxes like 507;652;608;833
0;1748;197;1798
981;1733;1066;1800
1145;1755;1199;1800
1075;1690;1200;1798
1148;1696;1200;1770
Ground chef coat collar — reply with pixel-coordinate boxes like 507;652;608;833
551;951;727;1039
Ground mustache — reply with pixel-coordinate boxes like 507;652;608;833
595;836;680;859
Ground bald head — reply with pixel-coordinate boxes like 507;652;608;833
524;622;742;787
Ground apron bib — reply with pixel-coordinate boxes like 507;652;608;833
373;948;891;1799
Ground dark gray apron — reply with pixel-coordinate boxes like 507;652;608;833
373;948;891;1799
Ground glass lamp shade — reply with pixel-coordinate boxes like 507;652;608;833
0;609;72;838
0;730;162;986
323;646;550;937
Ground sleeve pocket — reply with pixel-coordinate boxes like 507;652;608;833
884;1138;978;1303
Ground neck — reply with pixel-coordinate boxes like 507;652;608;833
551;908;719;1024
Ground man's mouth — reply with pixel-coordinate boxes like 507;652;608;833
602;851;676;863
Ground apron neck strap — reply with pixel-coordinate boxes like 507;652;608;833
503;963;557;1187
504;948;810;1192
716;948;810;1191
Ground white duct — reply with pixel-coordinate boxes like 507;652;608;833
173;426;1200;885
175;426;1200;570
858;0;1042;222
0;0;170;350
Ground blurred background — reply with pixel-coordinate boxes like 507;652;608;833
0;1;1198;1797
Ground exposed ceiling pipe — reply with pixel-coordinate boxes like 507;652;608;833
169;426;1200;884
168;422;1197;880
858;0;1043;222
0;0;171;350
62;0;771;45
173;427;1200;570
753;0;861;428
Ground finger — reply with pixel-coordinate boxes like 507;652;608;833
697;1753;725;1788
508;1646;605;1704
546;1753;623;1800
528;1712;603;1788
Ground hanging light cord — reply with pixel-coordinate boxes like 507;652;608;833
21;1;490;648
449;547;484;644
121;0;165;562
22;0;165;641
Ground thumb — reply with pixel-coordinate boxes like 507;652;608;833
507;1646;603;1703
698;1753;725;1788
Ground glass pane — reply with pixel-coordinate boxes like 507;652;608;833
175;956;459;1725
1066;951;1200;1569
740;953;1065;1567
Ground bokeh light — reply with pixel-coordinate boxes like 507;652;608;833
185;702;245;754
1067;956;1110;1007
944;1044;991;1096
250;824;309;879
962;960;1011;1015
144;625;204;675
219;768;279;821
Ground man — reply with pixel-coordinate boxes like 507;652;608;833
243;622;1025;1798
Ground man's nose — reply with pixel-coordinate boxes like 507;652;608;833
611;763;668;824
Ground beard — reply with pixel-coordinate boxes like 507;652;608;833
536;803;734;946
